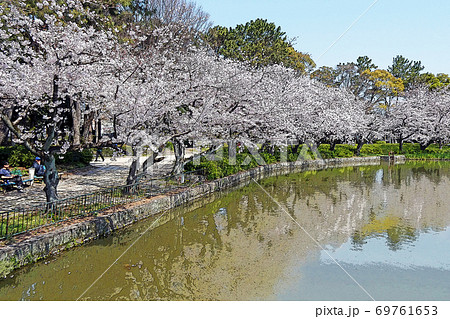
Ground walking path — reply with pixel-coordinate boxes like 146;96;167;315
1;152;175;212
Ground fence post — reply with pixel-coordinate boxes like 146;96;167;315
5;211;9;237
1;171;180;240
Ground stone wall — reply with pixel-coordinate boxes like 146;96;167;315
0;156;404;277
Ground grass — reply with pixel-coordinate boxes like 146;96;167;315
0;211;48;238
0;184;153;239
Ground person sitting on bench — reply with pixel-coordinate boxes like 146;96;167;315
32;157;46;177
0;162;25;192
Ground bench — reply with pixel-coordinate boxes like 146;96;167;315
23;178;34;186
1;167;35;191
1;179;17;192
29;167;66;182
27;168;44;185
33;176;44;183
1;168;66;191
30;174;64;183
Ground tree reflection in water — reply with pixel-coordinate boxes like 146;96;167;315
0;162;449;300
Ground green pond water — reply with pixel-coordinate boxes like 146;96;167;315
1;161;450;301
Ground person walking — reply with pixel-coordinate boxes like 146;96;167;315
95;147;105;162
111;144;119;161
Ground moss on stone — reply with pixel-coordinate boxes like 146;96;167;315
0;257;18;277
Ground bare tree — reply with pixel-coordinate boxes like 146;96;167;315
143;0;212;32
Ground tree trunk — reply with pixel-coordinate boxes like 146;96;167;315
126;145;164;186
261;140;273;154
0;120;10;146
0;108;12;146
97;118;102;142
292;143;301;154
71;98;81;145
43;154;59;203
126;159;139;185
355;141;365;156
126;148;140;186
420;141;432;151
398;138;404;152
330;141;337;152
171;138;185;176
113;114;118;139
82;111;95;143
228;140;237;165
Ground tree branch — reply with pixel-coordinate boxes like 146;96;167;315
0;113;40;155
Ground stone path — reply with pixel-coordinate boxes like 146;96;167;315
1;152;175;212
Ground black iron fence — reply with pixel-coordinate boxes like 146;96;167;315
0;170;205;240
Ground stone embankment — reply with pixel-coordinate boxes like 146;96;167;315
0;156;405;277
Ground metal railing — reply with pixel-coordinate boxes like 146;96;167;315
0;170;205;240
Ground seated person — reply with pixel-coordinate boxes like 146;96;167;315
0;161;25;192
32;157;46;177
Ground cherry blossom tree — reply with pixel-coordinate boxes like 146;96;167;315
108;36;262;182
0;0;120;201
244;65;369;154
2;0;447;206
384;86;450;151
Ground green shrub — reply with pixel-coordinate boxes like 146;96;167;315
186;146;263;180
202;161;223;180
8;145;35;167
221;160;240;176
334;145;356;158
0;145;34;167
186;142;450;180
287;152;299;162
403;143;450;159
318;145;334;159
80;149;94;163
0;145;95;168
0;147;10;164
272;146;282;162
260;152;278;165
100;147;113;157
360;144;384;155
56;149;93;165
359;143;398;155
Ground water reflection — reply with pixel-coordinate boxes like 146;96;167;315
277;227;450;301
0;162;449;300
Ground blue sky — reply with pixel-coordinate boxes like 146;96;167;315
194;0;450;74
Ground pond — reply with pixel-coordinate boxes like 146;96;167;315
0;161;449;300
